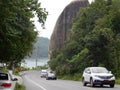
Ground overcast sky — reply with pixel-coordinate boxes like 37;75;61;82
35;0;93;39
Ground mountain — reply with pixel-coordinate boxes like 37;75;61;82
49;0;89;56
27;37;50;59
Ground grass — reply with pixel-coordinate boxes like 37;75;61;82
115;78;120;84
58;73;82;81
13;71;20;76
15;83;26;90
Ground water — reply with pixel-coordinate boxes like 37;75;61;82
22;58;49;68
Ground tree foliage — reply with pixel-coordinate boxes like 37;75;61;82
49;0;120;77
0;0;48;67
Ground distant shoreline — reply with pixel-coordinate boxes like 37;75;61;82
22;58;49;68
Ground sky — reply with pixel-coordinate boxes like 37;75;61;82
35;0;93;39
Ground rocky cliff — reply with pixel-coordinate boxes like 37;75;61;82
49;0;89;56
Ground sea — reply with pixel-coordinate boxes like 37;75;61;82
21;58;49;68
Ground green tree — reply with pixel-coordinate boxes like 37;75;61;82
0;0;48;68
49;0;120;78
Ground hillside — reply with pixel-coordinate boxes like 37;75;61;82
49;0;120;78
49;0;89;56
27;37;50;59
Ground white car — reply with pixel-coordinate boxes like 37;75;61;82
40;70;48;78
46;72;57;80
0;72;17;90
82;67;115;88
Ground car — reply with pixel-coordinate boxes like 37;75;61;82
40;70;48;78
46;72;57;80
82;67;115;88
0;72;18;90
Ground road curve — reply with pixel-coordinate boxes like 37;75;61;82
22;71;120;90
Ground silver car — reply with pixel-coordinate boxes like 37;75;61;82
40;70;48;78
82;67;115;88
46;72;57;80
0;72;17;90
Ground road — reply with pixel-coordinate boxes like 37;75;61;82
22;71;120;90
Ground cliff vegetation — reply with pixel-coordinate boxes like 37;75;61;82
49;0;120;79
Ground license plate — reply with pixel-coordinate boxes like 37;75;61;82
104;80;108;83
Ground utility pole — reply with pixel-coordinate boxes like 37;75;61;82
36;47;38;68
36;46;39;68
36;59;37;68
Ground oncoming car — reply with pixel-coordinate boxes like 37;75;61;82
40;70;48;78
82;67;115;88
46;72;57;80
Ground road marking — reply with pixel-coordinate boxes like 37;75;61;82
82;86;96;90
25;76;47;90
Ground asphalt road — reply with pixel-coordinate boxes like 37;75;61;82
22;71;120;90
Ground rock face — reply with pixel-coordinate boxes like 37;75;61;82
49;0;89;56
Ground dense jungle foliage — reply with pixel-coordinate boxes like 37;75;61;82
49;0;120;78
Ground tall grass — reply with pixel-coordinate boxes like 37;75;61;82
15;83;26;90
116;78;120;84
58;73;82;81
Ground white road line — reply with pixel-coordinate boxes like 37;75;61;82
25;76;47;90
82;86;96;90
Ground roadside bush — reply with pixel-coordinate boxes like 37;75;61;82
58;73;82;81
15;83;26;90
